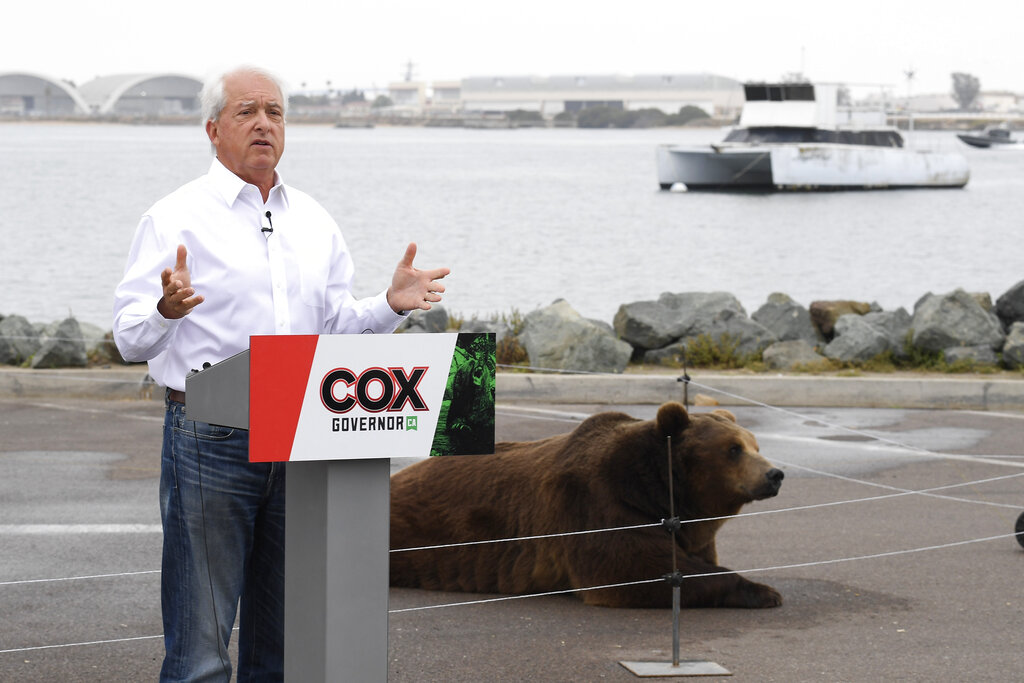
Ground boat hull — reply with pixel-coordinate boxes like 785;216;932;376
956;134;1018;149
657;143;970;190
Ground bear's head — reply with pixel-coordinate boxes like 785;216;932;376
656;401;784;515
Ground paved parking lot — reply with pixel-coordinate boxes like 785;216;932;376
1;394;1023;681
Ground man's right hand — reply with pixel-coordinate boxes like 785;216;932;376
157;244;204;319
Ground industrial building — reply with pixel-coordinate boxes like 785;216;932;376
77;74;202;116
0;72;89;116
1;72;201;117
455;73;744;117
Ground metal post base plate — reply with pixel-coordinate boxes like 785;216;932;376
619;660;732;677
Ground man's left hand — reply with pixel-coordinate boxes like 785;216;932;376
387;243;451;314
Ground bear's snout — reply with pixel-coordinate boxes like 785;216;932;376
762;468;784;497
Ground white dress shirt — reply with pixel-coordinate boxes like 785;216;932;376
113;158;405;391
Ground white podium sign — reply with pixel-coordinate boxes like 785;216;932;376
249;333;459;462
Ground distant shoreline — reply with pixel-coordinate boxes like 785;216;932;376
3;115;1021;131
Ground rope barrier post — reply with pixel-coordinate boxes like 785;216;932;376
676;358;691;408
666;434;681;668
619;436;731;677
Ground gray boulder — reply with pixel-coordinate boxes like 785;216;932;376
662;291;775;356
763;340;830;371
643;308;777;365
31;317;87;368
520;300;632;373
943;345;999;367
1001;322;1024;369
0;314;40;365
399;305;449;334
658;291;747;325
995;279;1024;329
752;293;820;345
615;291;761;353
911;289;1005;353
862;308;913;360
824;315;890;363
79;322;109;356
613;300;688;350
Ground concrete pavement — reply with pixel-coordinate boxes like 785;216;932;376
1;368;1023;681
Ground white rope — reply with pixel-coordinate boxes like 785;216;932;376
683;376;1024;469
390;466;1024;555
389;529;1024;614
0;569;159;587
391;522;662;553
0;627;238;656
0;633;163;655
770;459;1024;510
388;578;664;613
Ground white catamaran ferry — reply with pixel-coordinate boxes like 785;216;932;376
656;83;969;191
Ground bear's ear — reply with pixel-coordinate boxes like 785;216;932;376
656;401;690;436
712;409;737;423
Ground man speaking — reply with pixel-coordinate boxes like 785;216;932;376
113;65;449;682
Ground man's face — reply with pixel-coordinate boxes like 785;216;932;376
206;72;285;186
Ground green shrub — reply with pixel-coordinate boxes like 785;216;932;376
679;333;758;369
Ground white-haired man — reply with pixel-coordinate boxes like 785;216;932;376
113;66;449;682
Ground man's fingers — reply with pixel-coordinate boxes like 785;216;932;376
175;244;188;271
181;293;204;312
398;242;417;268
426;267;450;282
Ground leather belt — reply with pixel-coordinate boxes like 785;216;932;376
167;388;186;405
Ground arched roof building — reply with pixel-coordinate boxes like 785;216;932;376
0;72;90;116
78;73;202;115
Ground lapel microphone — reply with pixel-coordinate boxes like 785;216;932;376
261;210;274;236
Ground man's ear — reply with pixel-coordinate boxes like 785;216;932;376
205;119;218;147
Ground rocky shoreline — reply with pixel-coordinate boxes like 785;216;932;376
404;280;1024;374
3;280;1024;374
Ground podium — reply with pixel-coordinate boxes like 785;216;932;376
185;333;495;682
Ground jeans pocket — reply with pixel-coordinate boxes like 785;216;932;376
173;412;237;441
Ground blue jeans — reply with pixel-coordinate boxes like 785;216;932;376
160;397;286;682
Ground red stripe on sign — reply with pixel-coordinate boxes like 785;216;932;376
249;335;320;462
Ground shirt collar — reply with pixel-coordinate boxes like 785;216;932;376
207;157;290;209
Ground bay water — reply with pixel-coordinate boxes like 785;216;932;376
2;122;1021;330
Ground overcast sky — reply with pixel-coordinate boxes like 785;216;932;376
6;0;1022;97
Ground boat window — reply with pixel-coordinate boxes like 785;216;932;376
724;127;818;143
783;84;815;101
744;83;815;102
745;85;769;101
723;127;905;147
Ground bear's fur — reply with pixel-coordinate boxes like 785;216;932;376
389;401;784;608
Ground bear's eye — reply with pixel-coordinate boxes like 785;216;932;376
727;444;744;460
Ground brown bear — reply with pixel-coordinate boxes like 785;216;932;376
389;401;784;608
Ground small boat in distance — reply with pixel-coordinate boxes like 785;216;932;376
657;83;970;191
957;125;1018;149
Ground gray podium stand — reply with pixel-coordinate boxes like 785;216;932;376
187;350;389;682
